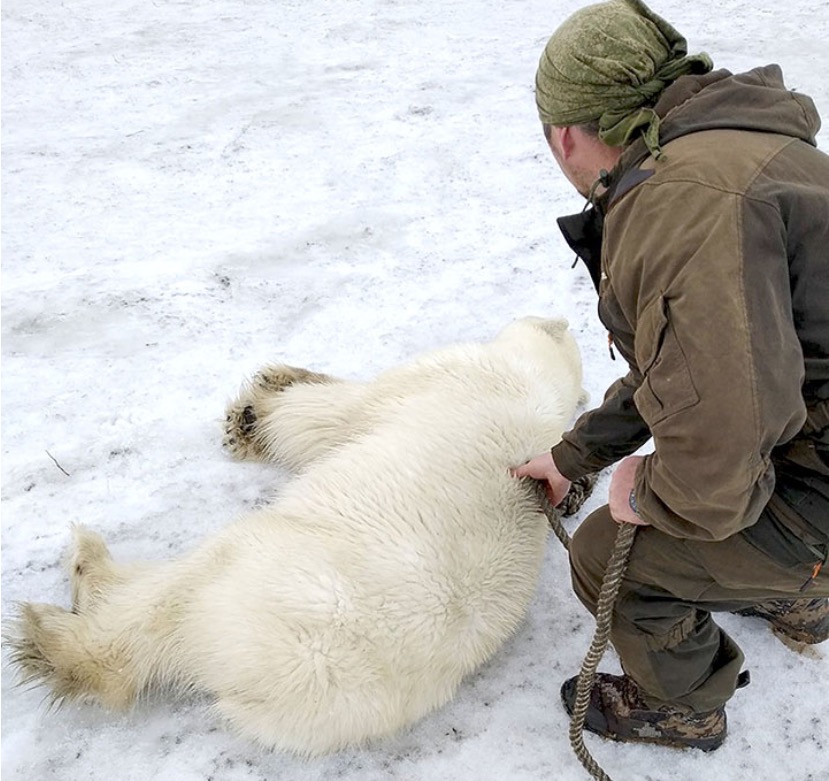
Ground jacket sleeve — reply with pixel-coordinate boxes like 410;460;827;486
616;182;807;541
552;370;652;481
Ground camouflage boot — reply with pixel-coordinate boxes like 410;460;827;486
734;597;829;644
561;673;728;752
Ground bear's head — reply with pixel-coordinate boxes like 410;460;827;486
494;316;585;404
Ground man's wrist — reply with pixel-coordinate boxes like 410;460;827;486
550;441;582;482
628;488;641;518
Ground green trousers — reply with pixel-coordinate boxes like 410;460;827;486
569;505;829;713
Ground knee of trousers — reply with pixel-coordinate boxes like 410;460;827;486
568;505;618;613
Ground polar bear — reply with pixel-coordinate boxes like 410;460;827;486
8;317;588;756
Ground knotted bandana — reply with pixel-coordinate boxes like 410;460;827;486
535;0;713;158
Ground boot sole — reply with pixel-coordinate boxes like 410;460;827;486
573;714;725;752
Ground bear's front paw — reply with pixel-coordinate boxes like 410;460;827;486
223;400;264;461
252;365;333;394
223;364;334;461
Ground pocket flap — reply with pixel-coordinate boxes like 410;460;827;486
635;294;668;374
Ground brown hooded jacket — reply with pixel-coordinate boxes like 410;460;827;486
552;65;829;544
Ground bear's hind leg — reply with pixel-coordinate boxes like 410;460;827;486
67;524;121;613
6;602;139;709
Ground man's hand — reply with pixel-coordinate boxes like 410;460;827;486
512;452;572;507
609;455;650;526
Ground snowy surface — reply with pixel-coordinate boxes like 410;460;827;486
2;1;827;779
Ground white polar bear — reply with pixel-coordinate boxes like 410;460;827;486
8;317;587;756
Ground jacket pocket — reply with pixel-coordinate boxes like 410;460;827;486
633;295;700;427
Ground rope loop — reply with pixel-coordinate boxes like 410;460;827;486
533;480;638;781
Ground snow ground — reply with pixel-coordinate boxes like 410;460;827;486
2;1;827;779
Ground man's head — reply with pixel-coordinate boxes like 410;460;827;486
536;0;712;190
544;122;623;199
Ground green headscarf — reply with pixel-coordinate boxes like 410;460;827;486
535;0;713;159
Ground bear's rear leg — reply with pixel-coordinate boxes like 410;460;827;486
67;524;120;613
7;602;138;709
223;365;335;462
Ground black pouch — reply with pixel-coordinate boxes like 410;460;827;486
742;458;829;569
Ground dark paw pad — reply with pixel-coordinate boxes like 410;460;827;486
241;405;257;431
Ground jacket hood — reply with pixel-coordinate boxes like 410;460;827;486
558;65;822;292
655;64;821;147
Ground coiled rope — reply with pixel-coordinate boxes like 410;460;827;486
534;482;638;781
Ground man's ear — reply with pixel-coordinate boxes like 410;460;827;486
555;125;576;161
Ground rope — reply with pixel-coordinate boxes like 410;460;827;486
544;492;574;552
534;481;638;781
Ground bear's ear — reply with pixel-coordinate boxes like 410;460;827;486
545;318;570;340
529;317;570;341
498;316;572;345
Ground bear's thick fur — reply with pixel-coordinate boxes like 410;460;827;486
8;317;585;755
